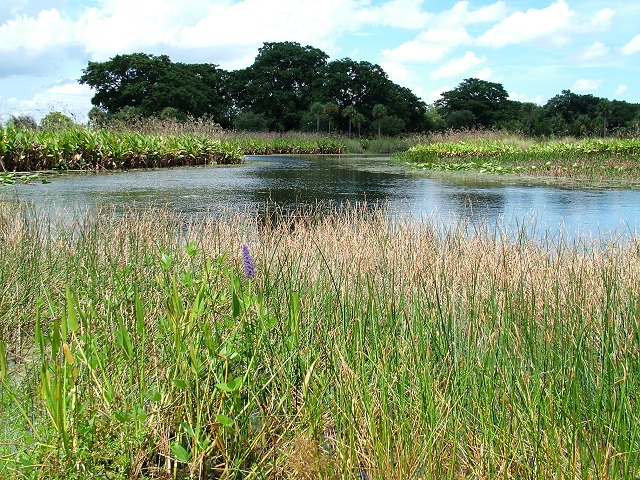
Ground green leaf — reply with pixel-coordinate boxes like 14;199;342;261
172;379;187;389
170;443;191;463
0;339;7;382
215;376;242;393
215;414;234;427
65;286;79;334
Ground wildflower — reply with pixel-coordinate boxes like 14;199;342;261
241;244;255;278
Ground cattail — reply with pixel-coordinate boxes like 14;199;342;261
241;244;255;279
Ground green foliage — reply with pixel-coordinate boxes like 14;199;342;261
0;125;243;170
398;137;640;179
232;111;270;132
40;112;74;131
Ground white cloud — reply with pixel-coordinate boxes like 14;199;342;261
1;81;93;123
381;26;473;64
615;85;628;96
476;0;574;48
509;92;543;104
571;78;602;92
621;34;640;55
0;8;73;51
587;8;615;31
359;0;432;29
472;67;492;80
431;51;486;79
577;42;610;61
437;1;508;27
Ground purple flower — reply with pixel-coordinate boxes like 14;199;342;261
241;244;255;279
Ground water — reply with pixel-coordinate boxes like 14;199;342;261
2;155;639;241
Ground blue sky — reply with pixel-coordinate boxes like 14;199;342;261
1;0;639;123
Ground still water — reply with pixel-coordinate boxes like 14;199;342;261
2;155;639;240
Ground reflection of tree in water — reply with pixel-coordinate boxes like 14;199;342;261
443;190;507;225
255;199;388;233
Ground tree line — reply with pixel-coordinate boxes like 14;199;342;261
68;41;639;137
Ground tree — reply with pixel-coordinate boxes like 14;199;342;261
79;53;231;124
319;59;426;133
233;111;269;131
324;102;340;134
342;106;358;136
310;102;325;133
445;109;476;130
436;78;510;128
8;114;38;130
40;111;74;131
372;104;387;137
229;41;329;131
596;99;612;137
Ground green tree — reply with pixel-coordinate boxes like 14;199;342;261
372;104;387;137
233;111;269;131
229;41;328;131
40;111;74;131
319;59;425;133
445;109;476;130
342;106;358;136
324;102;340;134
310;102;325;133
79;53;231;125
596;99;612;137
8;114;38;130
436;78;510;128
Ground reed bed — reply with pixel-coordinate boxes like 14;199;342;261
397;137;640;179
0;202;639;479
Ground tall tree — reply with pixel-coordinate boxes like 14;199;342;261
436;78;511;128
372;104;387;137
79;53;231;125
229;41;329;131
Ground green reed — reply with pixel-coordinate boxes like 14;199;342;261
0;202;639;478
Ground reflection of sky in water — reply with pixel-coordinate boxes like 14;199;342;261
2;155;640;242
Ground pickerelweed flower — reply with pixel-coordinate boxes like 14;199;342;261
241;244;255;279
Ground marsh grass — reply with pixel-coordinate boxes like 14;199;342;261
0;202;639;478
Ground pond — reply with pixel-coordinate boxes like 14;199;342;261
2;155;639;241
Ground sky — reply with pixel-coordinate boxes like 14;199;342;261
1;0;640;124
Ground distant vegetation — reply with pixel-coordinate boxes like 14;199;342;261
397;135;640;180
71;41;640;137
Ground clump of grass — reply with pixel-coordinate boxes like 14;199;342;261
1;201;639;478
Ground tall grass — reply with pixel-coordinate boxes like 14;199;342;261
0;202;639;478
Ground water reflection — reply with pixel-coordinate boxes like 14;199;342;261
1;154;639;241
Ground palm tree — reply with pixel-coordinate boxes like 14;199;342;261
342;105;358;136
372;104;387;138
596;100;612;137
309;102;324;133
324;102;339;134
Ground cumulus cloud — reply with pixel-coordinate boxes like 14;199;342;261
577;42;610;61
382;26;474;64
621;34;640;55
472;67;492;80
476;0;574;47
436;1;508;27
615;85;628;96
359;0;432;29
431;51;486;79
571;78;602;92
509;92;543;104
587;8;615;31
0;81;93;122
